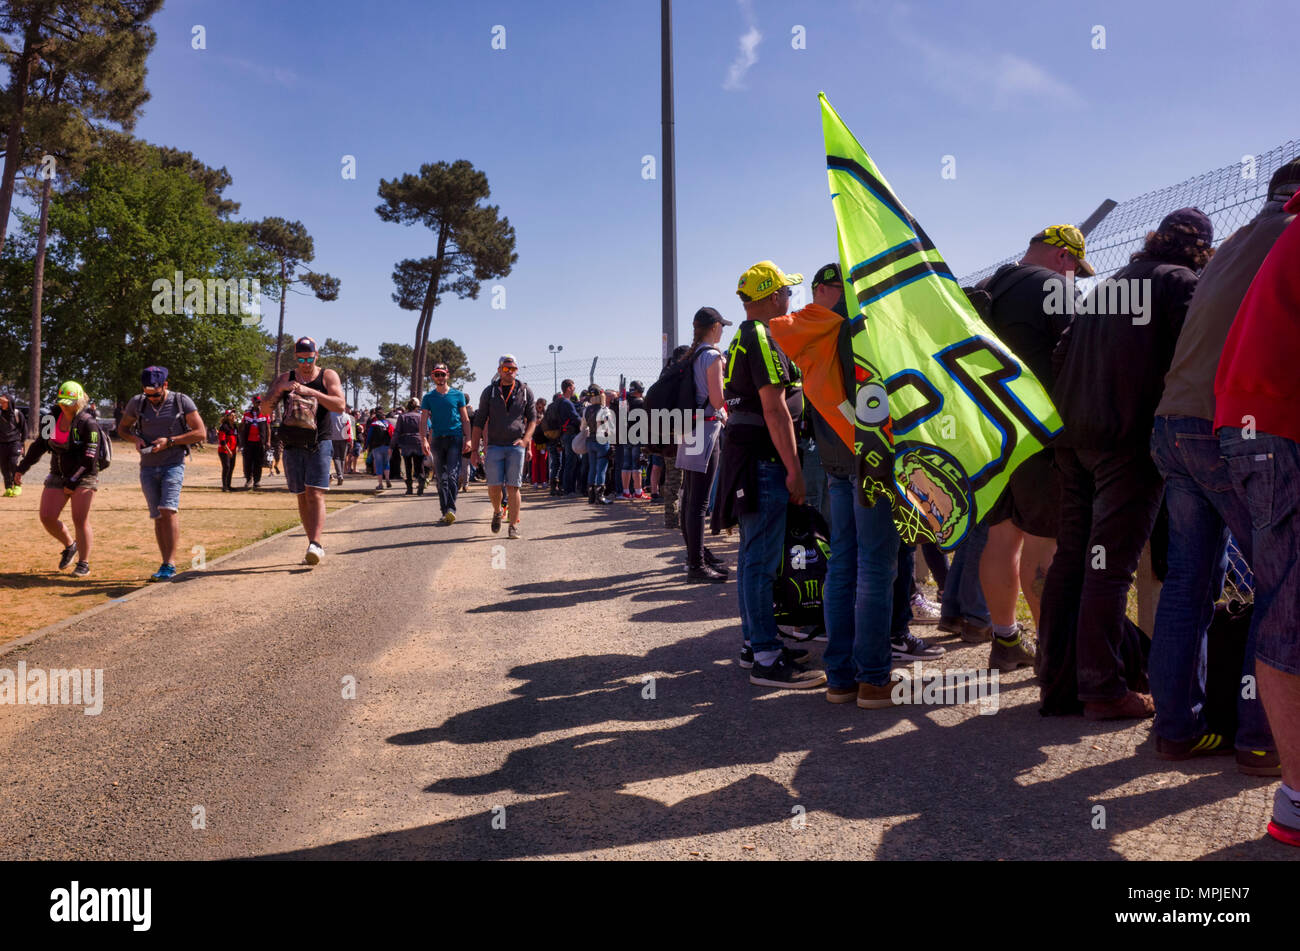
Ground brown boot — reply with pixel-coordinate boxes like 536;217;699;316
1084;690;1155;720
857;681;896;709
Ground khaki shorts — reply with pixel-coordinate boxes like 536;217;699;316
44;472;98;491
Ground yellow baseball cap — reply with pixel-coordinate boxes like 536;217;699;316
1031;224;1095;277
56;381;87;405
737;260;803;302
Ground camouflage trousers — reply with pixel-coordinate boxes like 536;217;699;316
663;454;683;530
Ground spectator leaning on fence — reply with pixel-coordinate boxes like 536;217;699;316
1212;188;1300;848
973;225;1086;673
1038;208;1213;720
1148;157;1299;771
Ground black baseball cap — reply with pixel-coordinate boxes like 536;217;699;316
811;262;843;288
693;306;733;329
295;336;318;353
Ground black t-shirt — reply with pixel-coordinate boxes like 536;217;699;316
723;319;793;459
977;263;1072;390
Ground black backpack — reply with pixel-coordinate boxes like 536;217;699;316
542;400;564;438
774;503;831;628
644;345;716;444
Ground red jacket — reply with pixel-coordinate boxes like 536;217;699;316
1215;192;1300;444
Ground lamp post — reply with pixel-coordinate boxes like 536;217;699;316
549;344;563;394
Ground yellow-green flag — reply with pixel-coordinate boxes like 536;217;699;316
821;93;1061;550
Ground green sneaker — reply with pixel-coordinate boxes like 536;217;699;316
989;624;1036;671
9;484;20;497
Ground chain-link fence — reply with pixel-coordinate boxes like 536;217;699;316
960;139;1299;288
516;356;664;396
961;139;1300;608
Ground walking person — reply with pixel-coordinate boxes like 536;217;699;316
118;366;207;582
420;362;471;524
366;405;393;490
531;397;550;488
264;336;348;566
677;308;730;581
0;391;26;497
217;409;239;491
327;407;352;486
13;381;102;577
239;397;270;489
470;354;537;538
395;397;426;495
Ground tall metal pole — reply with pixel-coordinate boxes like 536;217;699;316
661;0;678;365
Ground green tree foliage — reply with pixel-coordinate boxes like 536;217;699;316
368;342;413;411
251;216;340;378
375;159;516;395
22;155;273;418
423;337;475;390
0;0;164;256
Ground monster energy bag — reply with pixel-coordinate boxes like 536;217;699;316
774;503;831;628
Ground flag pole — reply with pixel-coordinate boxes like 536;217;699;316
661;0;678;365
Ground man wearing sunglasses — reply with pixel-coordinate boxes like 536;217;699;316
118;366;206;582
265;336;347;566
470;354;537;539
420;362;471;525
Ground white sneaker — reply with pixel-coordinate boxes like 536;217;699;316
304;542;324;566
910;591;942;623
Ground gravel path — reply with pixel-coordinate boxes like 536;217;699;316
0;485;1292;861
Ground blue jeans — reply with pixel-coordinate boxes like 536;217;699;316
587;442;610;490
1220;426;1300;678
484;444;526;487
561;433;579;493
431;434;462;514
736;461;790;657
284;441;332;494
823;474;898;688
548;443;562;485
1150;416;1270;749
139;462;186;518
800;439;830;524
369;445;391;482
941;517;989;624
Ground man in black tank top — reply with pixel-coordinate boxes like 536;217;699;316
265;336;347;566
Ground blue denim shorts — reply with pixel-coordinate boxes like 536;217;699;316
284;441;333;495
484;444;526;487
140;462;185;518
1219;427;1300;676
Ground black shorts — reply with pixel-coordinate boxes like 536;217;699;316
331;440;347;461
987;447;1059;538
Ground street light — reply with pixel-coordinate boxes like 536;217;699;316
549;344;563;394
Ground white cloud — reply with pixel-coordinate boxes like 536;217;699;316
894;26;1083;110
723;0;762;91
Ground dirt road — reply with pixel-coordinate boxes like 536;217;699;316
0;486;1291;860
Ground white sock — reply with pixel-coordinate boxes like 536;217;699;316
755;650;782;666
993;623;1018;640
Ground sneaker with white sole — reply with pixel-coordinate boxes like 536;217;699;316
749;655;827;689
909;592;942;624
739;644;810;669
891;630;946;661
304;542;324;566
58;542;78;570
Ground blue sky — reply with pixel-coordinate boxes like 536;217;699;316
120;0;1292;397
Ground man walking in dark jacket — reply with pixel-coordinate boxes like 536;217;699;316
471;354;537;539
556;378;582;497
1039;208;1213;719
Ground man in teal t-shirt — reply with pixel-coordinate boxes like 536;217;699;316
420;362;471;523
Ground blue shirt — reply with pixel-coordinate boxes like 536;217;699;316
421;387;468;437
